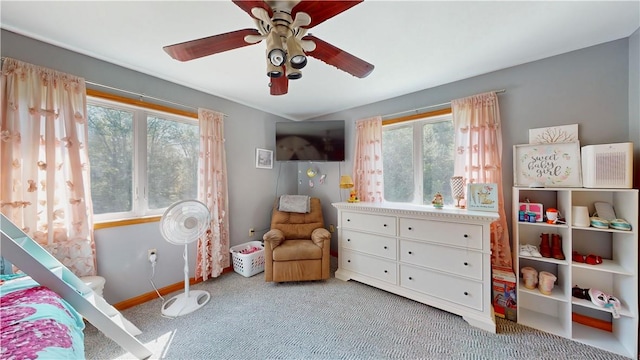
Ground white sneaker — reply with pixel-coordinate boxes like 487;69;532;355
526;244;542;257
520;245;532;257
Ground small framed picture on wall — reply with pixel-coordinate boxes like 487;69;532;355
256;148;273;169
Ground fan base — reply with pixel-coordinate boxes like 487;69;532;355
161;290;211;317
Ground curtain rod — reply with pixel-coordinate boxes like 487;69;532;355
382;89;506;119
1;56;227;117
86;81;228;117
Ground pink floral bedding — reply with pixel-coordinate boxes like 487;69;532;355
0;275;85;359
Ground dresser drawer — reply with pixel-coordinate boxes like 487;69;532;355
399;240;483;280
399;218;482;250
400;265;483;310
341;249;397;284
341;211;396;236
342;229;397;260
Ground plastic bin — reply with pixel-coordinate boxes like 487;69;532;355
230;241;265;277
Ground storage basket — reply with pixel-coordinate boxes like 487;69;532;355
230;241;265;277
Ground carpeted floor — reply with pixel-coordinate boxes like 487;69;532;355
84;259;631;360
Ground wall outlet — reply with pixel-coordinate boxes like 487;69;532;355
249;228;255;237
148;249;157;263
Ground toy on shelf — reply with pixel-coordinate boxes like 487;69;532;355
431;192;444;209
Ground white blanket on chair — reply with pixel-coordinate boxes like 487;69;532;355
279;195;310;213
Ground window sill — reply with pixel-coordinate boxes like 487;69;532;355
94;216;161;230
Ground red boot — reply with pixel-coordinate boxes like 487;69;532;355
551;234;565;260
539;233;551;258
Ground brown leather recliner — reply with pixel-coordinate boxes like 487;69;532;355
263;197;331;282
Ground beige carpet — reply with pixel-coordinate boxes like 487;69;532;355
84;259;630;360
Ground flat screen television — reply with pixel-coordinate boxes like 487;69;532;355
275;120;345;161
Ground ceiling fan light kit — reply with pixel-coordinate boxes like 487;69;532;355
163;0;374;95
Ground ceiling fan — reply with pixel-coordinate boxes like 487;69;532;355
163;0;374;96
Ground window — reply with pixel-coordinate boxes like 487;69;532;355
87;96;199;221
382;111;455;205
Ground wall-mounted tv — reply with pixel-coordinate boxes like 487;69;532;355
275;120;345;161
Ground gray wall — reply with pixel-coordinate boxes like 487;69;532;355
307;37;637;254
1;29;297;304
2;28;638;303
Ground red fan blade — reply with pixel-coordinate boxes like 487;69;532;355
270;75;288;96
163;29;260;61
292;0;362;28
232;0;272;18
164;29;261;62
303;35;374;78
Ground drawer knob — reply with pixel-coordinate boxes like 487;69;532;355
463;234;469;238
383;224;387;227
347;219;351;222
384;246;388;249
464;262;469;266
408;227;413;230
408;251;413;255
464;291;469;296
347;260;351;263
408;277;413;280
347;238;351;242
384;270;388;273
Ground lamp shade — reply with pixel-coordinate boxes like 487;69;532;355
339;175;354;189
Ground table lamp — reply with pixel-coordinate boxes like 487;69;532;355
340;175;357;202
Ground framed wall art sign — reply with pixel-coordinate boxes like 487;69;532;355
467;183;498;212
513;141;582;187
255;148;273;169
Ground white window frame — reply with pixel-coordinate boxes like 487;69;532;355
87;96;198;222
383;112;454;205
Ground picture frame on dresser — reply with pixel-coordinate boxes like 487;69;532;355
467;183;498;212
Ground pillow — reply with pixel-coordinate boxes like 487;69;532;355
278;195;310;213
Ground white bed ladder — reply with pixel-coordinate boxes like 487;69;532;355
0;214;152;360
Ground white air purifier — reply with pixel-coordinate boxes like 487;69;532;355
581;142;633;188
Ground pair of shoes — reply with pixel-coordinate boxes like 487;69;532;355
519;244;542;257
572;286;590;300
573;251;603;265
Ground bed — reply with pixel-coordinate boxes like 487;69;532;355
0;274;85;359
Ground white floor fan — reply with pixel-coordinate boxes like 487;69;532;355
159;200;211;317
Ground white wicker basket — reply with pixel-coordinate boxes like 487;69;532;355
230;241;265;277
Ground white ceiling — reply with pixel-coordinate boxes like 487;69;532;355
1;1;639;121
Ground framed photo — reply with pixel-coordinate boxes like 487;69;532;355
513;141;582;187
255;148;273;169
467;183;499;212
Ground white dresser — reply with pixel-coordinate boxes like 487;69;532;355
333;202;499;333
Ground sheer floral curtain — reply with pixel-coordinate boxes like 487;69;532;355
195;108;229;281
353;116;384;202
1;58;96;276
452;91;512;269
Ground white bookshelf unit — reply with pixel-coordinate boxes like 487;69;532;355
513;187;638;358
